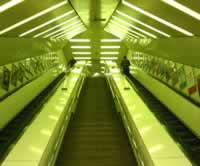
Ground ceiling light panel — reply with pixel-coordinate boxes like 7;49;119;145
72;52;91;55
51;25;84;38
0;1;68;35
116;10;171;37
74;57;92;60
19;10;75;37
100;52;119;55
33;16;79;38
101;39;122;42
106;25;140;39
122;0;193;36
69;39;91;42
109;20;146;38
0;0;24;13
162;0;200;21
101;46;121;49
110;18;157;39
71;46;91;49
104;28;125;39
43;20;81;38
56;28;86;39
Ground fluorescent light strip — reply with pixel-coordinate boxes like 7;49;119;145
111;18;157;39
43;20;81;38
71;46;91;49
100;57;118;60
111;17;146;38
67;29;86;39
162;0;200;21
100;52;119;55
108;23;141;39
51;25;84;38
122;0;193;36
72;52;91;55
69;39;91;42
0;0;24;13
101;38;122;42
101;46;121;49
57;28;86;39
106;25;140;39
116;10;170;37
74;57;92;60
19;10;74;37
33;16;79;38
0;1;67;35
104;28;125;39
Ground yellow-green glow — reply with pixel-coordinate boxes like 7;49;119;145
0;1;68;35
0;0;24;13
33;16;79;38
122;0;193;36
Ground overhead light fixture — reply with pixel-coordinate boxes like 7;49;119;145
0;1;68;35
0;0;24;13
51;25;84;38
106;25;140;39
111;17;146;38
122;0;193;36
71;46;91;49
43;20;81;38
101;46;121;49
162;0;200;21
57;28;86;39
101;39;122;42
111;18;157;39
109;21;145;38
33;16;79;38
100;52;119;55
116;10;170;37
100;57;118;60
19;10;74;37
69;39;91;42
72;52;91;55
104;28;125;39
74;57;92;60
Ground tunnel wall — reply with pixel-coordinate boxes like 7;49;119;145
127;37;200;137
126;37;200;104
0;37;67;129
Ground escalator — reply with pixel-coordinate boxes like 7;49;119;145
128;74;200;166
56;76;137;166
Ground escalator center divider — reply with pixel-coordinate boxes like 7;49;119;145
0;72;65;163
127;74;200;166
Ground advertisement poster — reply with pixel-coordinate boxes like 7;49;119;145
11;64;18;87
184;65;196;95
2;66;10;91
177;64;187;91
168;61;178;87
18;64;24;83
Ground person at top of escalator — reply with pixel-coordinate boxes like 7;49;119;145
120;55;131;75
68;58;77;68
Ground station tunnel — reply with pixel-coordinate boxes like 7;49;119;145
0;0;200;166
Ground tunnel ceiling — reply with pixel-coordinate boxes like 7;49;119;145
0;0;200;60
0;0;86;39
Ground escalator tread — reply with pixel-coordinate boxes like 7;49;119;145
56;77;137;166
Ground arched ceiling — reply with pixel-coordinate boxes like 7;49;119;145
0;0;200;61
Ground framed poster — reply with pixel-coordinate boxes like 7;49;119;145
2;66;11;91
11;64;18;87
